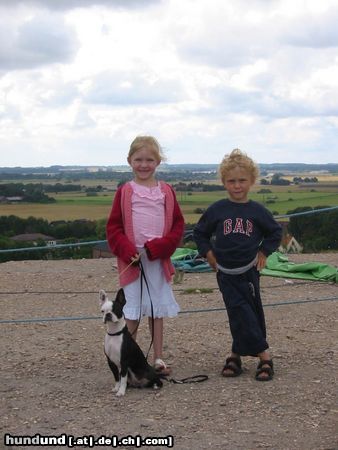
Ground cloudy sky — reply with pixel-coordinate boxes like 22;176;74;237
0;0;338;167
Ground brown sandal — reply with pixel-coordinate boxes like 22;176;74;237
221;356;243;377
255;360;274;381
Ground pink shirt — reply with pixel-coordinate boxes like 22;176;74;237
130;181;165;247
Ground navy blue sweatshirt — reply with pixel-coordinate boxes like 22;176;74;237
193;199;282;269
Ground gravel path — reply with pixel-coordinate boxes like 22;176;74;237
1;253;337;450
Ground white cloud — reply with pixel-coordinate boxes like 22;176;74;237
84;70;185;105
281;7;338;48
1;0;161;11
0;0;337;166
0;12;79;71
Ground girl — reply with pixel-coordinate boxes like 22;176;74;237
106;136;184;375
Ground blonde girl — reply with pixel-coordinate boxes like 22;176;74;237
106;136;184;374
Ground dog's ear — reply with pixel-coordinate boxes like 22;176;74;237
115;288;126;307
99;289;107;305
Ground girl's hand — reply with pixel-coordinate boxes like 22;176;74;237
130;253;140;266
256;251;267;271
206;250;217;271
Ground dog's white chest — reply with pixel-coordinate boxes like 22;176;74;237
104;334;122;367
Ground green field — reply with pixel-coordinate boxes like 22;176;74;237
1;182;337;223
179;190;338;223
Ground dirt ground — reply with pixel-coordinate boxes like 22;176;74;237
0;253;337;450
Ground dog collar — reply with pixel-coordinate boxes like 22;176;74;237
107;325;127;337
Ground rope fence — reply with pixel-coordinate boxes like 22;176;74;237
0;205;337;325
1;295;337;325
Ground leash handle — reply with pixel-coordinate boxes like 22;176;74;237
167;374;209;384
118;249;145;277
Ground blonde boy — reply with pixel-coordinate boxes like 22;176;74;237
194;149;282;381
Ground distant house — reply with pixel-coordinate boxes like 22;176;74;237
92;241;113;258
2;196;24;202
11;233;57;247
279;234;303;253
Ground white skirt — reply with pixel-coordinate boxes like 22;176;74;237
123;251;180;320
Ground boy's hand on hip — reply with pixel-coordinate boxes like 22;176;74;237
256;251;267;271
206;250;217;271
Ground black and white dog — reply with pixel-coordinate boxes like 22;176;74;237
100;288;163;396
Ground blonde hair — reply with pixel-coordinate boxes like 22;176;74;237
128;136;166;163
219;148;259;184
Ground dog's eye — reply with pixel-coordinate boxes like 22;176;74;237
101;309;104;314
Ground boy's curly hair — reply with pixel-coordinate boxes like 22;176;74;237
219;148;259;184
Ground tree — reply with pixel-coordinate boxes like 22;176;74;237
288;206;338;251
270;174;290;185
96;219;107;240
260;179;269;185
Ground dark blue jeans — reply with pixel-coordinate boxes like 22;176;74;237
216;267;269;357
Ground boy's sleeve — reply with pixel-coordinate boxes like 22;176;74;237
259;209;282;256
193;209;215;257
144;190;185;260
106;188;138;264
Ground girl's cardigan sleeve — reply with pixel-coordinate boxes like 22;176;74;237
106;187;137;265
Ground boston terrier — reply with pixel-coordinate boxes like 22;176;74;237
100;288;163;396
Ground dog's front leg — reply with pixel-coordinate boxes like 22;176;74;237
116;365;128;397
115;375;127;397
106;357;120;393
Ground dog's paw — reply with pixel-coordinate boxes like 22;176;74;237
112;384;120;393
115;389;126;397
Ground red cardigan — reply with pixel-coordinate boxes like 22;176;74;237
106;181;184;286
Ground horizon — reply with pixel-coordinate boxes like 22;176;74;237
0;161;338;170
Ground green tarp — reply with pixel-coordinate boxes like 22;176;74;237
171;248;338;283
171;248;212;272
261;252;338;283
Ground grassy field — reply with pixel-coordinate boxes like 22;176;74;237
180;190;338;223
1;180;337;223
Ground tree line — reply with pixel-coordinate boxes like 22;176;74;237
0;215;106;240
288;206;337;252
0;183;80;204
0;215;107;263
0;206;336;262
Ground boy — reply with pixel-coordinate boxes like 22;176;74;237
193;149;282;381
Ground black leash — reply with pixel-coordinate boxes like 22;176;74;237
139;259;155;360
136;259;209;385
165;374;209;384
